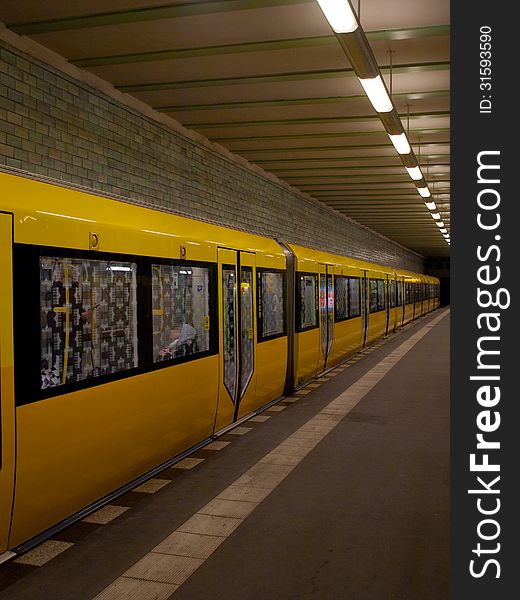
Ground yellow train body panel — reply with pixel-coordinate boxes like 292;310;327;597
10;356;219;546
295;329;320;387
255;337;287;407
328;317;363;367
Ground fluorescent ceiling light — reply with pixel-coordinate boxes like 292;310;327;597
388;133;411;155
440;228;448;234
316;0;358;33
431;213;441;220
406;166;423;181
436;221;445;228
425;201;437;210
358;75;393;113
417;186;431;198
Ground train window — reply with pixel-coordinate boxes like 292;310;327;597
257;269;285;341
40;256;138;390
334;275;349;321
377;280;385;311
348;277;361;317
297;273;318;330
151;264;210;363
369;280;378;313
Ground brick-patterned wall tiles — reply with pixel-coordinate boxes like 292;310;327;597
0;40;424;272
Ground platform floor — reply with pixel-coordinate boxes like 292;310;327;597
0;309;449;600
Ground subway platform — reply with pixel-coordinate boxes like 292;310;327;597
0;309;449;600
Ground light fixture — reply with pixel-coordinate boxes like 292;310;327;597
315;0;439;225
388;133;411;155
431;212;441;220
406;166;423;181
316;0;358;33
440;228;448;234
436;221;445;228
425;201;437;210
417;186;431;198
358;75;392;112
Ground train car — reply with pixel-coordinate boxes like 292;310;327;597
0;171;439;559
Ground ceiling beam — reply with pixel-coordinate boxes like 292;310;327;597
71;26;450;67
9;0;314;34
117;61;449;93
155;90;450;113
212;127;450;142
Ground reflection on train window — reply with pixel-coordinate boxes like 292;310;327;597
369;280;378;313
298;273;318;330
151;264;210;363
377;280;385;311
334;276;348;321
348;277;361;317
258;269;285;340
40;256;138;390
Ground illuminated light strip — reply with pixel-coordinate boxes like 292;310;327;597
358;75;392;113
406;165;423;180
388;133;411;155
314;0;445;233
316;0;358;33
425;201;437;210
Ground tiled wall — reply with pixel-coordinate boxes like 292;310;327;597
0;39;424;272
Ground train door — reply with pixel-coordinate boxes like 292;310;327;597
0;213;15;559
361;271;369;348
385;275;390;336
316;264;334;373
214;248;257;432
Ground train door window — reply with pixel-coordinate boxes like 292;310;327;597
319;273;327;357
298;273;318;330
389;280;396;308
257;269;285;341
405;283;413;304
240;266;254;397
369;279;378;313
40;256;138;390
348;277;361;317
377;280;385;311
334;276;348;321
327;272;334;354
398;281;403;306
222;266;237;399
151;264;211;363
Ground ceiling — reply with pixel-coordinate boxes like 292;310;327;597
0;0;450;258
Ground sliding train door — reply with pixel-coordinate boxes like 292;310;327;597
317;264;334;373
0;213;15;557
214;248;257;432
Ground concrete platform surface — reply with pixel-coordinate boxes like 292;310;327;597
0;309;449;600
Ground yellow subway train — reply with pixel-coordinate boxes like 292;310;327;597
0;171;439;559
